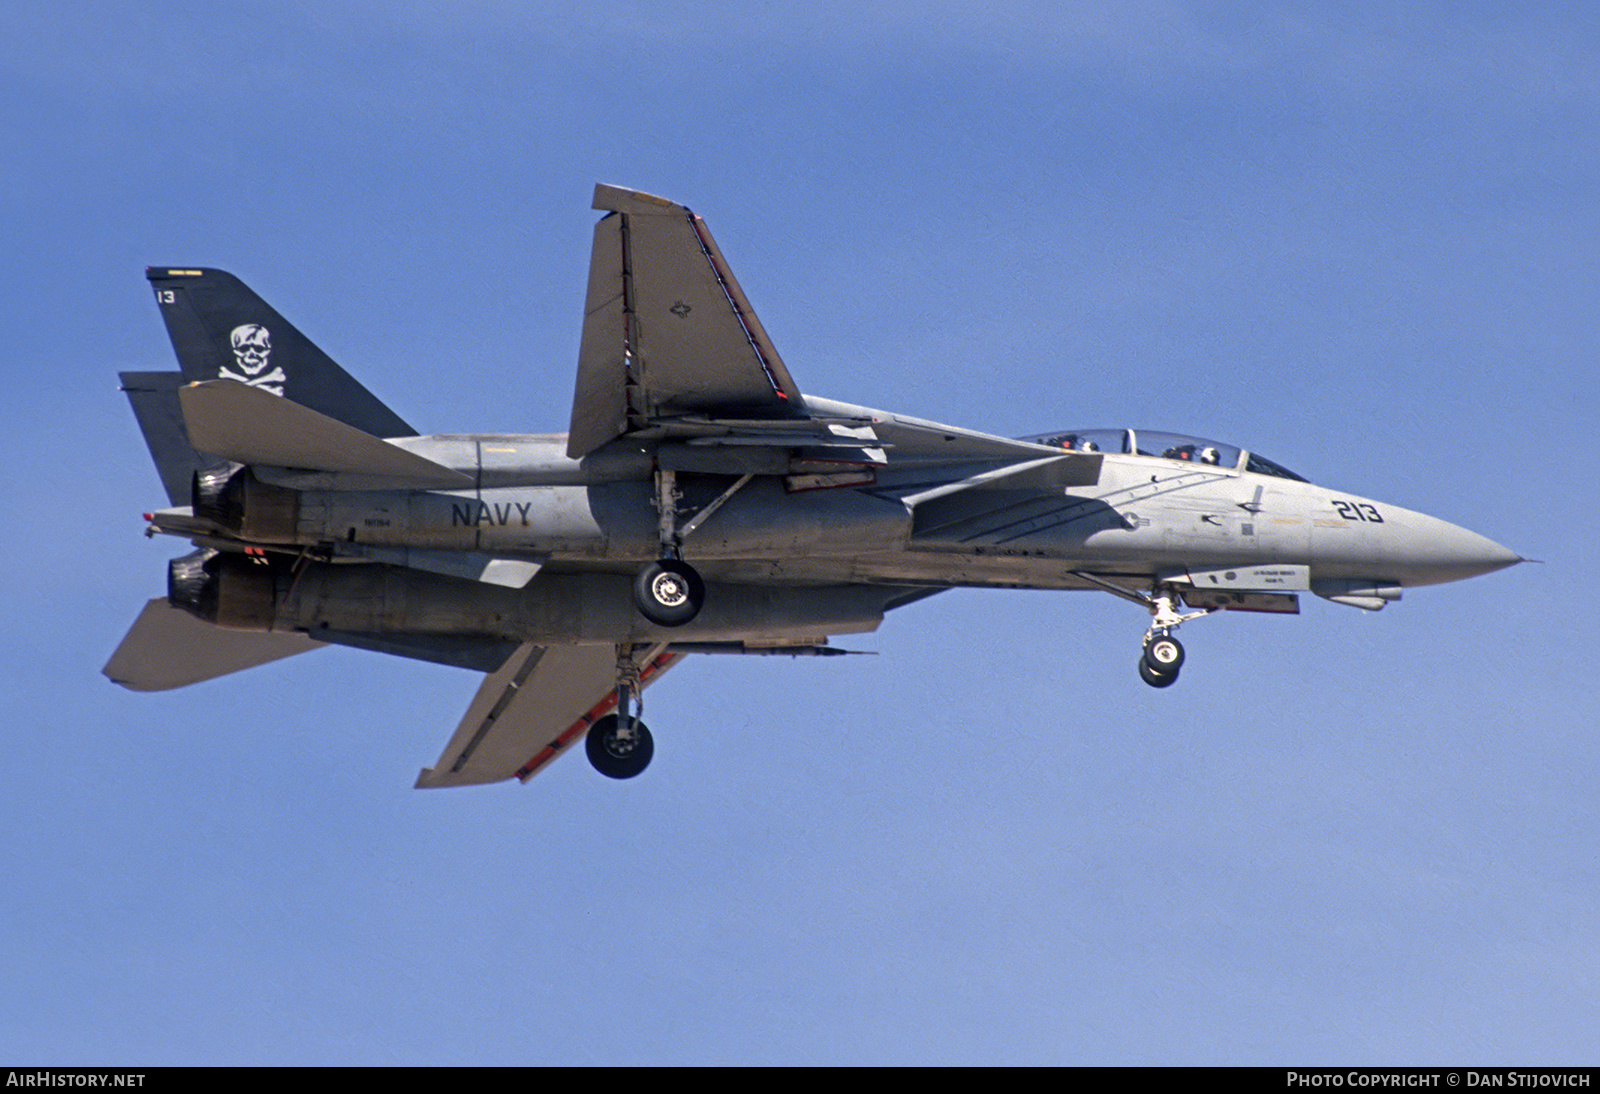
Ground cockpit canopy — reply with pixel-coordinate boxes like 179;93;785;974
1021;428;1307;483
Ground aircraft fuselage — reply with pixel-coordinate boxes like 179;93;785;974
151;398;1517;646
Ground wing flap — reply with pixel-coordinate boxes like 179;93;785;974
415;643;682;788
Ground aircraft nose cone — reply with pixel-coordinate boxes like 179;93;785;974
1413;518;1523;584
1314;504;1522;588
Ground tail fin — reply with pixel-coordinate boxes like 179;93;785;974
119;370;206;505
145;267;416;438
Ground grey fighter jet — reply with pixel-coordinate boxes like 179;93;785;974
105;185;1523;787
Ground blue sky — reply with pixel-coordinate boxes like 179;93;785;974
2;2;1594;1064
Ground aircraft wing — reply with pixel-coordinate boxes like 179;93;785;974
568;185;804;457
415;642;682;788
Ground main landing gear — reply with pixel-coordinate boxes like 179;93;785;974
587;645;655;779
634;559;704;627
629;468;753;628
586;713;654;778
631;466;706;627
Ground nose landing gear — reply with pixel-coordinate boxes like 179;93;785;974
1139;632;1185;687
1070;571;1212;689
1136;589;1207;688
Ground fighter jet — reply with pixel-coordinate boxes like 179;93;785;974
104;184;1522;787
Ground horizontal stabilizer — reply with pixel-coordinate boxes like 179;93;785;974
179;380;470;487
103;598;322;691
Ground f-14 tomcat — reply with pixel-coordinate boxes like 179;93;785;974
105;185;1522;788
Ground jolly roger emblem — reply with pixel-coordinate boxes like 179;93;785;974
219;323;287;395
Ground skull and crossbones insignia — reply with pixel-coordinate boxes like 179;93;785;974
218;324;287;395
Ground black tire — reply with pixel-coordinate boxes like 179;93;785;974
585;714;654;779
1143;634;1185;674
633;559;705;626
1139;659;1179;688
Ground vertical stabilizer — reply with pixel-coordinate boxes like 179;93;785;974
145;267;416;438
119;370;205;506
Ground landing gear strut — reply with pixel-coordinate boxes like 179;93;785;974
1136;588;1206;688
587;645;655;778
631;467;707;627
1069;572;1219;689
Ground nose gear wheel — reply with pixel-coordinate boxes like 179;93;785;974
1138;659;1179;688
1143;633;1185;674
